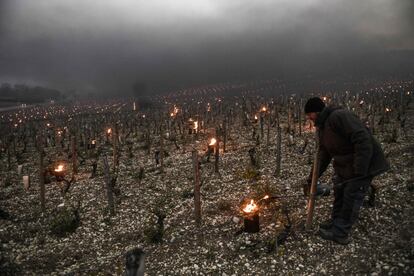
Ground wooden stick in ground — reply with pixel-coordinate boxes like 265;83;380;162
38;135;46;212
71;135;78;174
113;124;119;171
103;155;115;216
192;149;201;225
274;123;282;177
214;137;220;174
306;129;320;229
160;124;164;173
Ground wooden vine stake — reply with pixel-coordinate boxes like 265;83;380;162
306;129;320;229
103;155;115;216
192;149;201;225
214;137;220;174
113;124;119;171
274;123;282;177
160;124;164;173
37;135;46;212
71;135;78;174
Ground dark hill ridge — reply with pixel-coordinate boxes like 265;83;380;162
0;83;64;106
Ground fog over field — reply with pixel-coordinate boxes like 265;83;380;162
0;0;413;95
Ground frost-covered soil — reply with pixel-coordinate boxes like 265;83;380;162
1;109;413;275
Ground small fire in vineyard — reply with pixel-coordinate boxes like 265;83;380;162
209;138;217;146
107;128;112;134
53;163;66;180
55;164;64;172
243;199;258;214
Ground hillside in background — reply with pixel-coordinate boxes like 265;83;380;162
0;83;64;107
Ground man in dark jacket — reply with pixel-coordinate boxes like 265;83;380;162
304;97;389;245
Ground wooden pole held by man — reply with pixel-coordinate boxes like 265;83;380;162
306;130;320;229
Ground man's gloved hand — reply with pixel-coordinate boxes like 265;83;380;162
303;179;331;197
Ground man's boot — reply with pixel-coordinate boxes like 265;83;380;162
318;228;350;245
319;219;333;230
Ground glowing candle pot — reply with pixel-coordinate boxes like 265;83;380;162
242;199;260;233
54;164;66;181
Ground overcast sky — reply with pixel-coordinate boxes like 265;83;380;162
0;0;413;95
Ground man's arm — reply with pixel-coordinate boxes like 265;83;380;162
330;111;373;176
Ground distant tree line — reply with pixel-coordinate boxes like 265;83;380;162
0;83;64;104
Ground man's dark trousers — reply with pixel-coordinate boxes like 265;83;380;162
331;175;373;237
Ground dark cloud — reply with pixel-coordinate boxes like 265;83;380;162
0;0;413;95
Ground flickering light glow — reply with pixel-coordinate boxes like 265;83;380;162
209;137;217;146
107;128;112;134
243;199;258;213
54;164;64;172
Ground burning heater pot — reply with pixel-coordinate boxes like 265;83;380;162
208;137;217;152
53;164;66;182
241;195;269;233
88;139;96;149
242;199;260;233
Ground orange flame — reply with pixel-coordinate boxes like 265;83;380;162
55;164;64;172
261;107;267;112
91;139;96;145
243;199;258;213
107;128;112;134
254;115;258;120
209;138;217;146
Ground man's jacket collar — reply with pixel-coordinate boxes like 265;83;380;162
315;106;342;128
